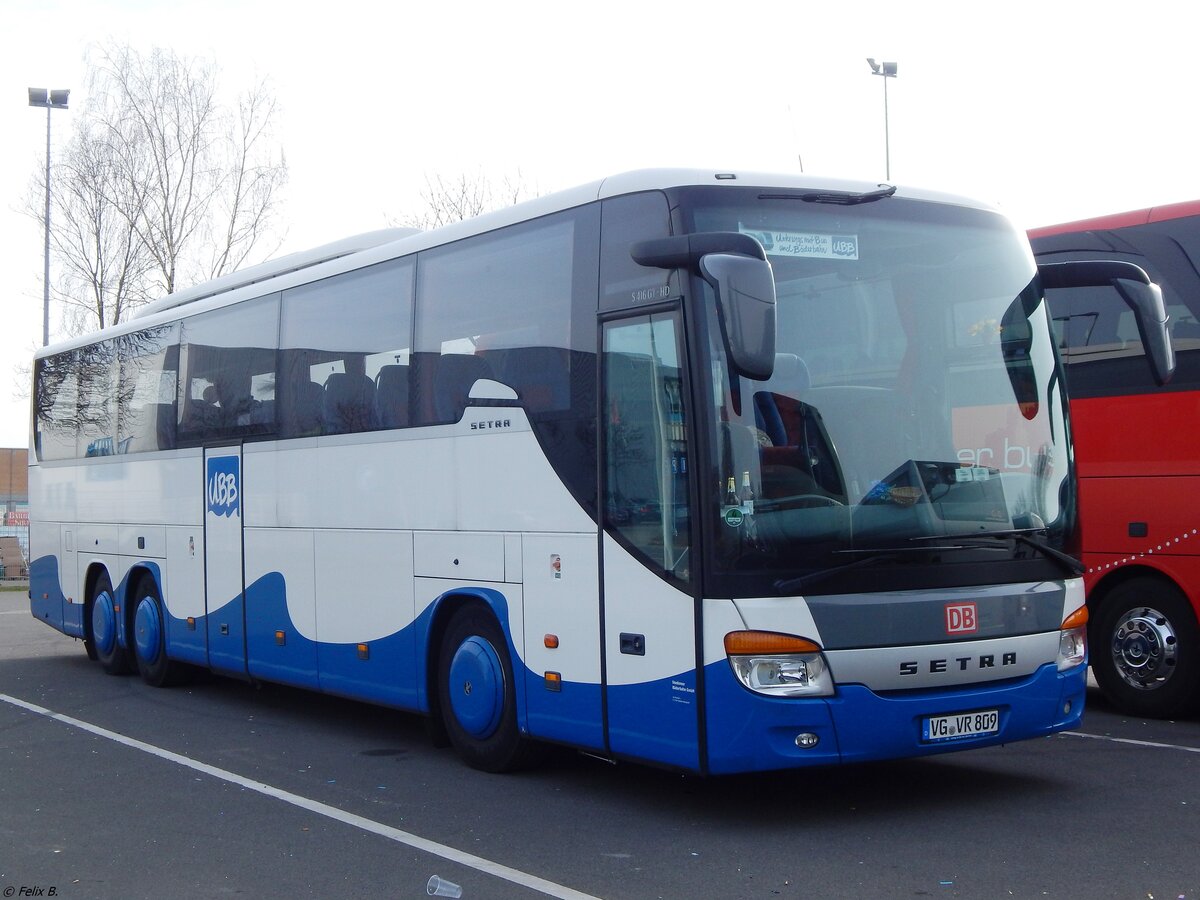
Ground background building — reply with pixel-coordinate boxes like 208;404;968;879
1;448;29;577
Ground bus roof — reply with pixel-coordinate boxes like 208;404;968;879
1029;199;1200;239
36;168;1000;359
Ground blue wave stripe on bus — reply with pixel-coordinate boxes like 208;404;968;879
34;553;767;767
147;567;607;752
29;554;66;634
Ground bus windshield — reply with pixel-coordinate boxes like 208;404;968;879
683;191;1073;594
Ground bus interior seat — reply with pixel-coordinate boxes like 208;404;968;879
433;353;492;423
605;352;662;517
283;378;324;436
323;372;377;433
151;402;177;451
495;346;570;412
375;364;410;428
803;385;896;501
754;354;811;442
751;356;847;501
1171;319;1200;342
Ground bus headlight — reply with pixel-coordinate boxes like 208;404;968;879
724;631;835;697
1057;605;1089;671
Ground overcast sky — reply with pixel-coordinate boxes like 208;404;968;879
2;0;1197;447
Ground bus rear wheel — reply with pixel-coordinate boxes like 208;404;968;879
436;605;541;772
1092;577;1200;718
132;577;183;687
88;573;133;675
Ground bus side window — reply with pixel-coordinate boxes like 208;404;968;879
76;341;118;457
116;323;179;453
603;314;691;583
414;210;578;423
1048;284;1154;398
177;294;280;446
600;191;674;311
279;258;413;438
34;351;82;461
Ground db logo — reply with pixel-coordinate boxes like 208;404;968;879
945;602;978;635
206;457;240;518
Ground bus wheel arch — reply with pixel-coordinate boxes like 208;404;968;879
432;597;541;772
79;563;100;661
1088;567;1200;718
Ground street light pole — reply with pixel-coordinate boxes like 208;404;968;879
865;60;897;180
28;88;69;347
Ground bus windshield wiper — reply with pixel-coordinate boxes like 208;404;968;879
759;184;897;206
908;529;1085;577
804;184;897;205
774;544;946;594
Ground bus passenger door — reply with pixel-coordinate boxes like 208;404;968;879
204;446;247;675
601;313;700;771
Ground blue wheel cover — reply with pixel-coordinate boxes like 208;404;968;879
134;596;161;665
92;591;117;655
448;636;505;738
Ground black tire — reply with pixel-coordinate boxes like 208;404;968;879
131;577;184;687
88;573;133;675
1091;576;1200;718
436;605;541;772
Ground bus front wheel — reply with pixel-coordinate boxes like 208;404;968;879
436;605;540;772
1092;577;1200;718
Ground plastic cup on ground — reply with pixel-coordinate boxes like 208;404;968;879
427;875;463;898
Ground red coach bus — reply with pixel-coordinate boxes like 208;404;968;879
1030;201;1200;718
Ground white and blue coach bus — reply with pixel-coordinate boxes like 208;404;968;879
30;169;1110;774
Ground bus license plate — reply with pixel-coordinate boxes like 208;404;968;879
922;709;999;743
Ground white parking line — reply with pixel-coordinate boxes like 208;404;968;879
0;692;601;900
1064;731;1200;753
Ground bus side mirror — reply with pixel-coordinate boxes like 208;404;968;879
630;232;777;381
1038;260;1175;385
699;253;777;381
1114;279;1174;386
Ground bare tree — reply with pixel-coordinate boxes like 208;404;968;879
35;114;156;334
396;169;538;230
30;43;289;335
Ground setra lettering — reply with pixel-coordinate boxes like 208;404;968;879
900;652;1018;676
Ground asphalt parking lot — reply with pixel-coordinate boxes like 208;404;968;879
2;589;1197;899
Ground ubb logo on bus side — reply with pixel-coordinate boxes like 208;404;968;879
206;456;240;518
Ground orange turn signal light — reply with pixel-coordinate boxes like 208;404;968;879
724;631;821;656
1061;605;1089;630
